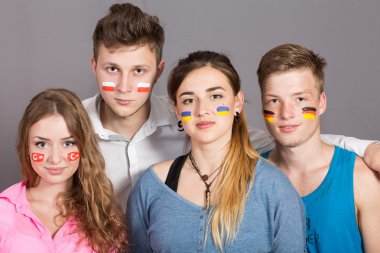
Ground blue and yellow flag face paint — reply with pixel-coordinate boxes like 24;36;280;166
302;107;316;120
263;110;275;123
216;106;230;116
181;111;192;122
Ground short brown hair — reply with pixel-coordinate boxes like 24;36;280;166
92;3;164;64
257;43;327;93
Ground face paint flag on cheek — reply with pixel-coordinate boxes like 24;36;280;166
181;111;192;122
263;110;275;123
216;106;230;116
31;153;44;162
137;82;151;92
302;107;317;120
67;152;80;162
102;82;116;92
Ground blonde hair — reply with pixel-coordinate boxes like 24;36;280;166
257;43;327;94
168;51;261;250
17;89;128;252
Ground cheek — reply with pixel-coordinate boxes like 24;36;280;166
263;109;275;123
216;106;230;116
101;81;117;92
181;111;192;122
67;151;80;162
30;152;45;163
136;82;151;93
302;107;317;120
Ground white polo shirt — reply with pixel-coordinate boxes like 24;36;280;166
82;94;371;211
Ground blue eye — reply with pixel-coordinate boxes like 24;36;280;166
35;141;48;148
64;140;76;148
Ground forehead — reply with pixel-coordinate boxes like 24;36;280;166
262;69;319;95
29;114;71;139
178;66;233;93
97;44;157;65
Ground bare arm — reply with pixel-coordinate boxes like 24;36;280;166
322;135;380;172
354;157;380;252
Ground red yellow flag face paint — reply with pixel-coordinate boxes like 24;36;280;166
263;110;275;123
302;107;317;120
102;82;116;92
137;82;151;93
31;153;44;162
181;111;192;122
67;151;80;162
216;106;230;116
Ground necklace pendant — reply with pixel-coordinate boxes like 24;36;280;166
205;189;210;210
201;175;209;181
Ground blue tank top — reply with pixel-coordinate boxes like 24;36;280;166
262;146;363;253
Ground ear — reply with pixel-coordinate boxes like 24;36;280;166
90;56;97;74
318;92;327;116
154;60;165;84
234;91;245;114
172;101;181;120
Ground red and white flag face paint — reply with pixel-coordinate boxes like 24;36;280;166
31;153;44;162
67;152;80;162
137;82;151;93
102;82;116;92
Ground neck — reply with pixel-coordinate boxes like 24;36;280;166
27;179;71;206
100;99;151;139
270;136;333;173
190;142;227;175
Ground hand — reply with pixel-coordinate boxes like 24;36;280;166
363;142;380;173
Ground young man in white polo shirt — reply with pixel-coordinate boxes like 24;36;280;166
82;3;380;211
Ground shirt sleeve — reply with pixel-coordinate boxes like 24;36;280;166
248;128;275;154
272;177;306;253
126;177;152;253
321;134;377;157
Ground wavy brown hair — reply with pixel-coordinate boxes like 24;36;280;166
168;51;261;251
17;89;128;252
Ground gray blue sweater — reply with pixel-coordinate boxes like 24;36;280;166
127;158;306;252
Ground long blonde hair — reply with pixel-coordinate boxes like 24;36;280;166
168;51;261;251
17;89;128;252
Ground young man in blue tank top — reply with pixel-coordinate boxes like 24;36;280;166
257;43;380;253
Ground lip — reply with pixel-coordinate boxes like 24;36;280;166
45;167;66;175
115;98;133;105
196;121;215;129
278;124;299;133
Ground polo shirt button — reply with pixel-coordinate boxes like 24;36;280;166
200;215;204;219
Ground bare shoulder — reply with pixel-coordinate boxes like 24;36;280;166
152;160;174;182
354;156;380;206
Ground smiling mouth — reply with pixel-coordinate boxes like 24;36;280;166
278;125;299;132
45;167;66;175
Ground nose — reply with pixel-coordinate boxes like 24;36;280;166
117;74;133;93
47;145;62;164
279;102;295;120
195;99;211;117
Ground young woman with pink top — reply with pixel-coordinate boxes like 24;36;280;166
0;89;128;252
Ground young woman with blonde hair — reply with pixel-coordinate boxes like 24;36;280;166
127;51;305;252
0;89;128;252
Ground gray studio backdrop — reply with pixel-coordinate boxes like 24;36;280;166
1;0;379;191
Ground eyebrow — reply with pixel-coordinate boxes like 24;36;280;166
33;136;74;141
178;86;226;98
264;91;312;97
